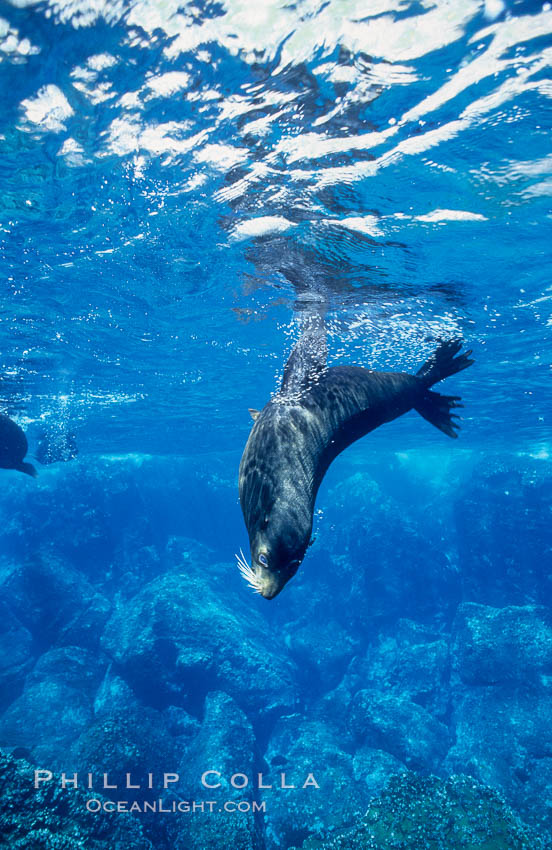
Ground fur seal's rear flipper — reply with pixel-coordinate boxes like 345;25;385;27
415;391;463;438
238;332;474;599
416;338;474;385
414;339;474;438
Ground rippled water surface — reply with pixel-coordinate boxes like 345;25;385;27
0;0;551;456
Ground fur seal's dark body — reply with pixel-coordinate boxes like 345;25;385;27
238;324;473;599
0;413;37;478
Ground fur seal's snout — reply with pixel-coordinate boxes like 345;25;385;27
238;323;474;599
257;569;284;600
235;548;296;599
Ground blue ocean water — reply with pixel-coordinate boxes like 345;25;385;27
0;1;551;848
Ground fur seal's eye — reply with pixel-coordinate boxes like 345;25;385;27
258;553;268;567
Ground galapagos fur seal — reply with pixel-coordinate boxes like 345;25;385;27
0;413;37;478
237;322;473;599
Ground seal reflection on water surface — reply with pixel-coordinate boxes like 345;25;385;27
238;321;473;599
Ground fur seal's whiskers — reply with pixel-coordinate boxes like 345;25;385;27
236;548;262;593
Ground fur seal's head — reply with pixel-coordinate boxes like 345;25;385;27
237;459;313;599
236;536;304;599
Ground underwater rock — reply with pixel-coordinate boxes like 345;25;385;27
445;602;552;831
312;619;450;747
516;755;552;837
452;602;552;685
163;704;201;743
294;772;546;849
311;672;358;745
89;666;201;771
0;457;244;591
173;691;263;850
455;457;552;607
29;646;107;694
92;668;139;718
0;647;104;766
445;684;552;791
112;542;163;600
321;471;461;628
101;570;297;720
348;688;450;772
0;749;150;849
0;553;110;650
0;455;549;846
68;666;176;779
351;746;407;799
69;704;176;788
0;461;170;592
354;619;451;719
0;599;34;711
282;617;361;692
262;715;364;849
68;693;178;848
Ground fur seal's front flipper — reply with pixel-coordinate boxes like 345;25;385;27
238;333;473;599
16;461;38;478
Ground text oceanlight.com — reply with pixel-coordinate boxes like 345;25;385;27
85;798;267;814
